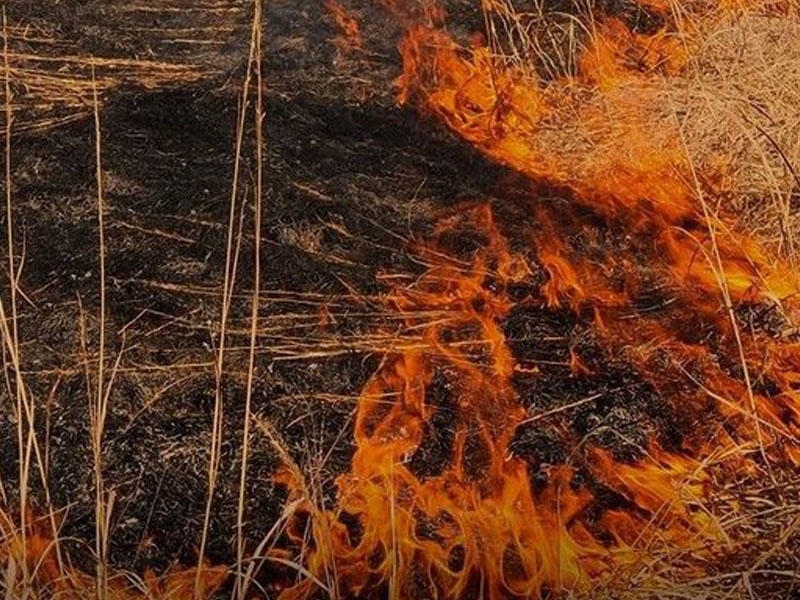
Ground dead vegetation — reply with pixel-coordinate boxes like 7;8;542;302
1;0;800;599
0;0;244;133
475;0;800;255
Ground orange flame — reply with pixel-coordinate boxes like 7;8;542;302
276;1;800;597
0;515;228;600
277;205;722;599
324;0;364;50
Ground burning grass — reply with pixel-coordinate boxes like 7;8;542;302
3;0;800;599
273;0;800;598
481;0;800;253
0;509;228;600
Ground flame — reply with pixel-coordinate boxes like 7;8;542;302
324;0;364;51
276;205;721;599
0;514;228;600
275;1;800;597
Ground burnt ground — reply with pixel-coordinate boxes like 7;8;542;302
0;1;797;599
0;0;512;582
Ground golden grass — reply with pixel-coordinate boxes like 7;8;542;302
485;0;800;257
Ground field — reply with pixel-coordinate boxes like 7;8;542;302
2;1;800;599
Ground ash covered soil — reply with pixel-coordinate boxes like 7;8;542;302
1;0;509;578
0;0;787;597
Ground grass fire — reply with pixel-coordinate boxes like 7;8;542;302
1;0;800;599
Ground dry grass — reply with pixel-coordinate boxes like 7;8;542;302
2;51;208;134
473;1;800;597
0;1;236;133
3;1;800;599
680;12;800;253
485;0;800;257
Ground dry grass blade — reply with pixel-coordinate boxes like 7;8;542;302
234;1;266;598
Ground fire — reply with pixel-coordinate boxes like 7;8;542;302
0;513;227;600
276;206;720;599
274;0;800;598
324;0;364;51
